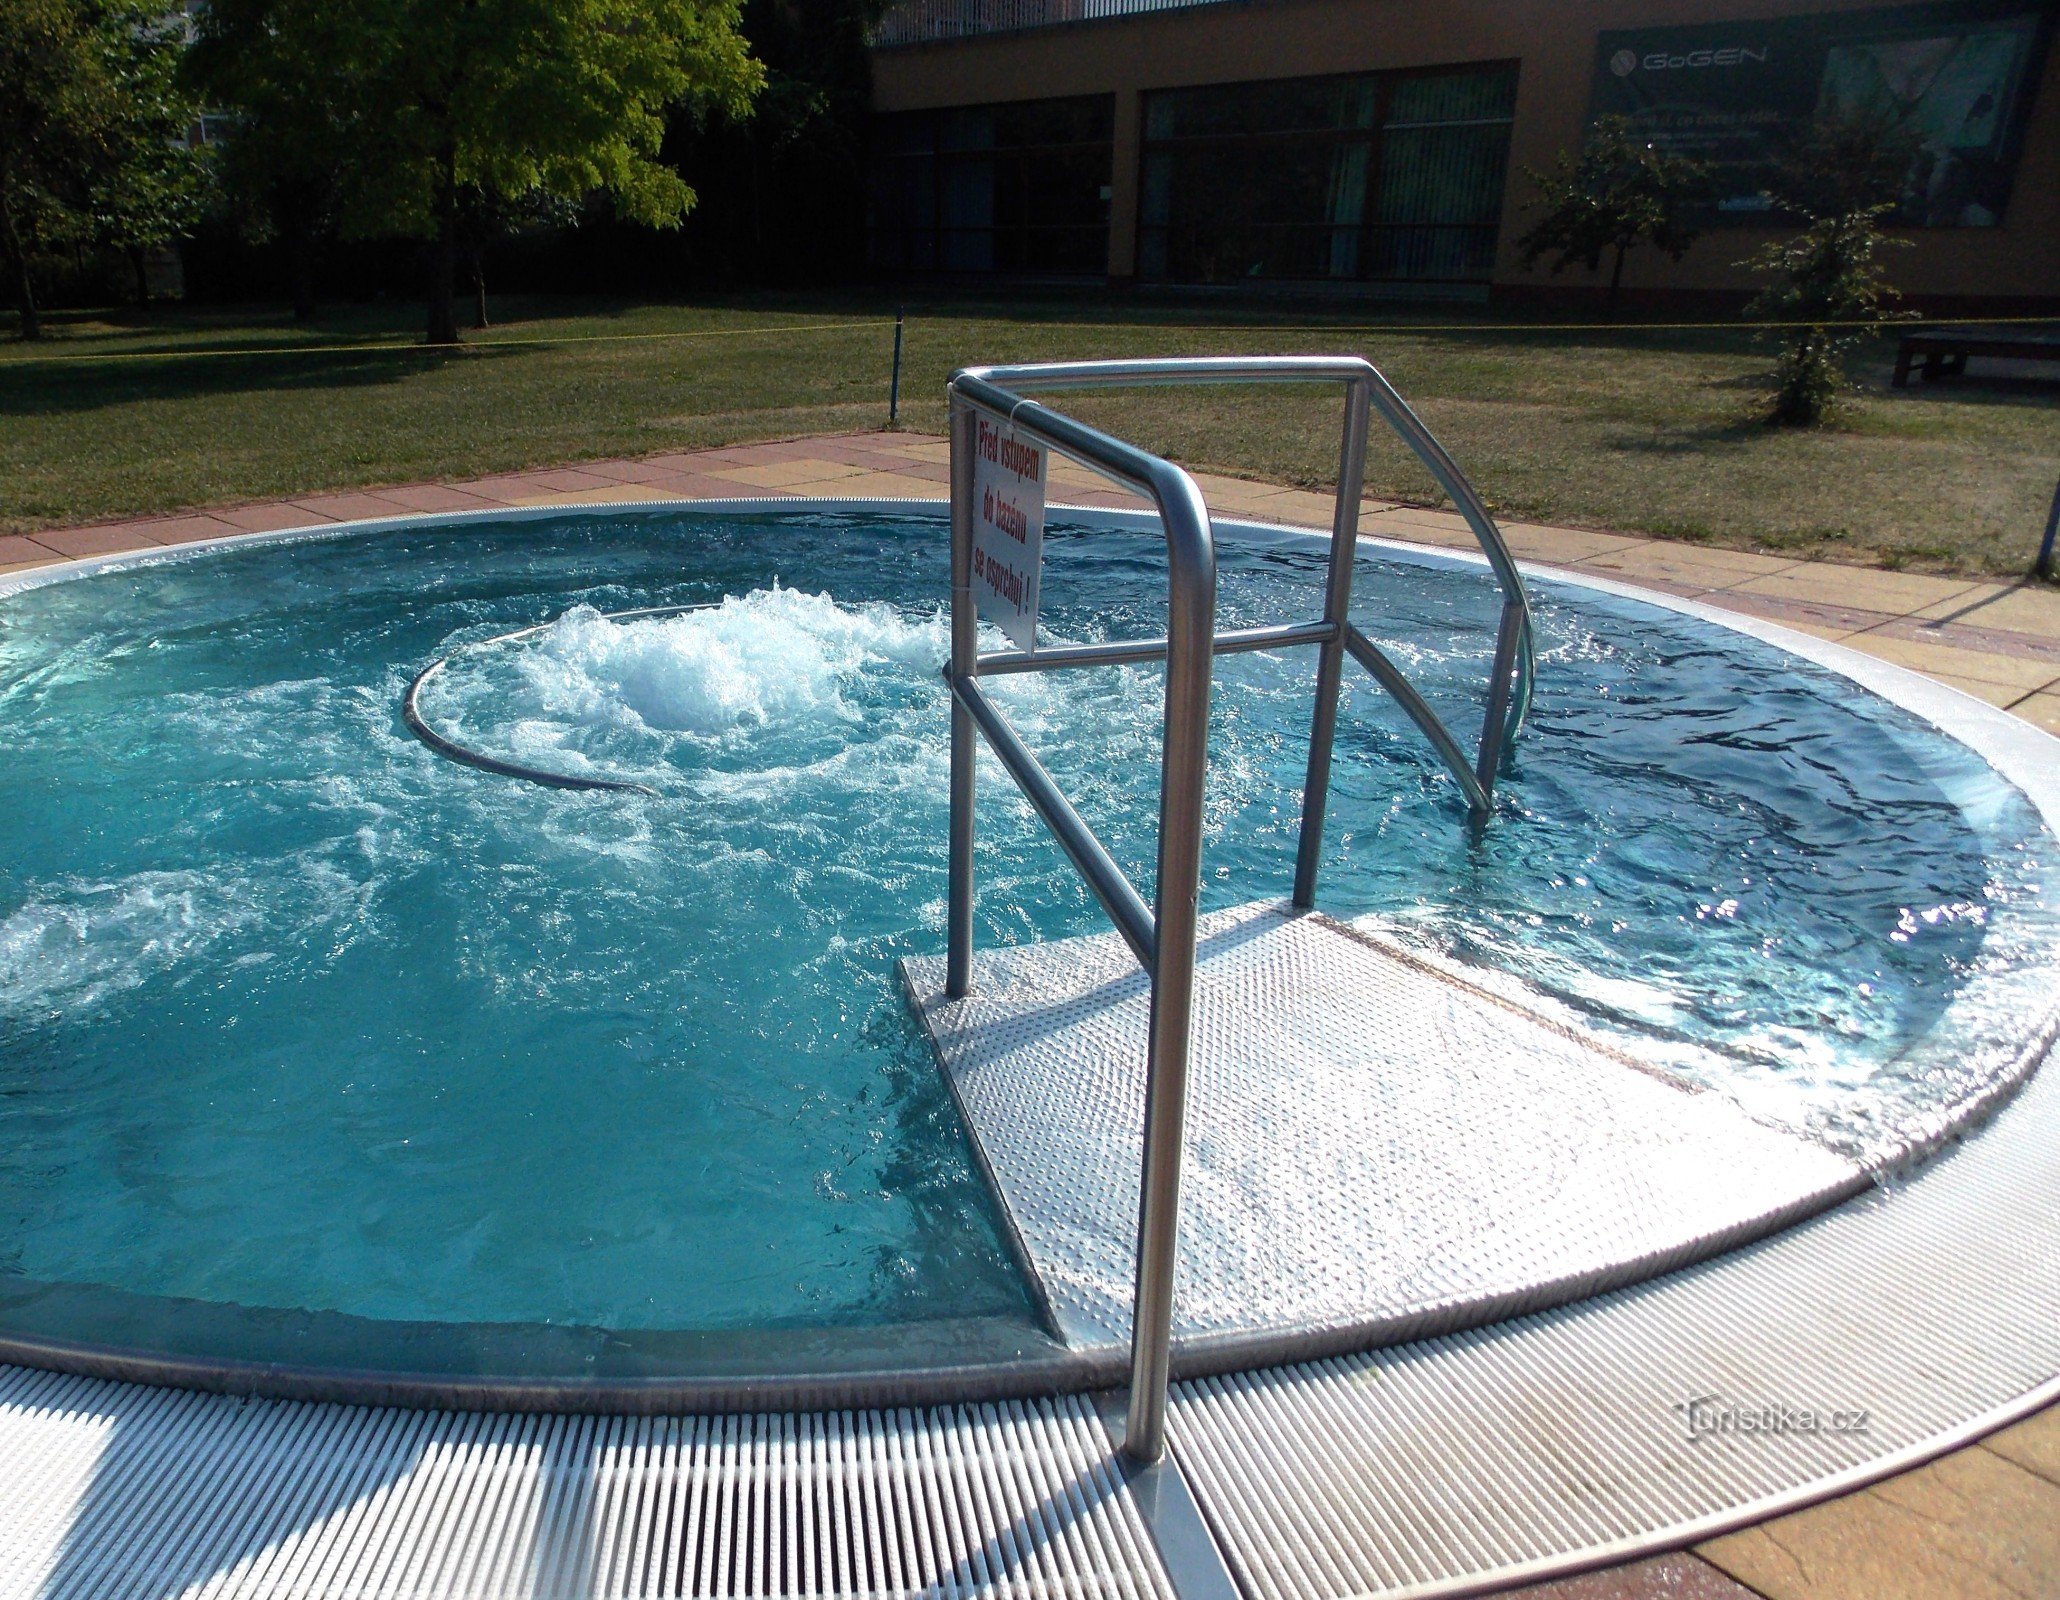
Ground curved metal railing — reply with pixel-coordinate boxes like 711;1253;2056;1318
942;355;1535;1467
402;602;717;796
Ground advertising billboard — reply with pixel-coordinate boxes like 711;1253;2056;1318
1590;1;2052;226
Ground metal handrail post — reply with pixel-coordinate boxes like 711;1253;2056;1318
1124;462;1217;1466
946;396;979;998
1292;376;1372;907
1355;369;1536;774
1474;599;1527;795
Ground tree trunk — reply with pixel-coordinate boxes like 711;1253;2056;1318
471;248;488;329
130;246;151;309
426;209;459;345
0;193;39;341
1607;242;1627;322
289;217;318;322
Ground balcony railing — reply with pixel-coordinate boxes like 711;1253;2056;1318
871;0;1233;46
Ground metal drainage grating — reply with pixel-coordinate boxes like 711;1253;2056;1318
0;1375;1172;1600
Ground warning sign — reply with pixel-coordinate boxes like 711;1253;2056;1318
970;415;1047;652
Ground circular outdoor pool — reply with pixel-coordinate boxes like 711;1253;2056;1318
0;504;2053;1398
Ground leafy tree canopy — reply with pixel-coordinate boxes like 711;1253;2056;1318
87;5;211;304
1514;115;1709;319
0;0;109;336
194;0;763;342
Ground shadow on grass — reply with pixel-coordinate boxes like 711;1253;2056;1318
0;342;522;419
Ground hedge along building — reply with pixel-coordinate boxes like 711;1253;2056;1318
865;0;2060;309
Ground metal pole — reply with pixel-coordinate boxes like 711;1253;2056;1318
946;395;978;998
1291;376;1372;908
1124;466;1217;1467
1474;600;1526;796
2039;478;2059;580
889;311;906;428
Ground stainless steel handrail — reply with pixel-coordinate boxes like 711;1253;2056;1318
943;355;1535;1467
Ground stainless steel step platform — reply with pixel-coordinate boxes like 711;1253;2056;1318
900;902;1864;1358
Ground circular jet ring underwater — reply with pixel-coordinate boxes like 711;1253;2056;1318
402;602;717;796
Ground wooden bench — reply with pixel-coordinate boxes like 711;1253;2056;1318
1893;325;2060;386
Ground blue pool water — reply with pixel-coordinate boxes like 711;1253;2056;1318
0;508;2052;1341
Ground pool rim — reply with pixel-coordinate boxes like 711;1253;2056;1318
0;495;2054;1414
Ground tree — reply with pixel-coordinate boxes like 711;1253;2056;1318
662;0;882;285
1769;108;1921;221
186;0;361;321
1741;115;1916;427
0;0;204;336
198;0;763;345
85;3;209;308
1514;115;1708;320
0;0;109;339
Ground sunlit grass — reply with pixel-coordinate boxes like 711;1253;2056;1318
4;291;2055;576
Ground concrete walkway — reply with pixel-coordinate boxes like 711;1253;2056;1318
6;430;2059;1599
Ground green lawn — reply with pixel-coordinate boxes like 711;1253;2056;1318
4;293;2057;577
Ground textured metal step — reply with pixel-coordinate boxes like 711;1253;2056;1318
1170;1026;2060;1599
901;902;1863;1355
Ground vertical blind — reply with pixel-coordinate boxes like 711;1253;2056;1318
1138;64;1520;285
869;97;1116;275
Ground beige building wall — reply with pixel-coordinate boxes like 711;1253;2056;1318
871;0;2060;304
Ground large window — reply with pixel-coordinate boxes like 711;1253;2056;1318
870;96;1115;274
1138;65;1520;286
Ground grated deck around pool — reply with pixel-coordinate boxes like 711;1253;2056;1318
900;902;1865;1356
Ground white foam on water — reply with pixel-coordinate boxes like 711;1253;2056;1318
515;589;946;738
0;873;257;1015
0;858;369;1019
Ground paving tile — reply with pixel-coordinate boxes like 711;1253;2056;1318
1912;582;2060;640
1182;482;1345;527
1497;523;1648;564
212;502;337;533
284;491;414;522
635;472;768;499
718;437;852;463
1982;1403;2060;1488
1728;563;1986;617
26;524;166;558
1371;504;1471;531
798;437;930;466
133;515;246;545
1697;590;1895;639
0;548;67;574
1698;1446;2060;1600
625;451;735;474
2009;690;2060;736
1577;542;1802;591
518;467;623;493
883;437;951;462
1058;487;1154;509
809;471;950;499
1360;512;1480;550
1496;1551;1760;1598
553;456;650;483
1893;617;2060;665
1834;631;2060;694
706;459;870;489
367;484;508;514
500;484;694;507
448;476;542;503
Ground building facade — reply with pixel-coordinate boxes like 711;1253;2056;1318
867;0;2059;307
